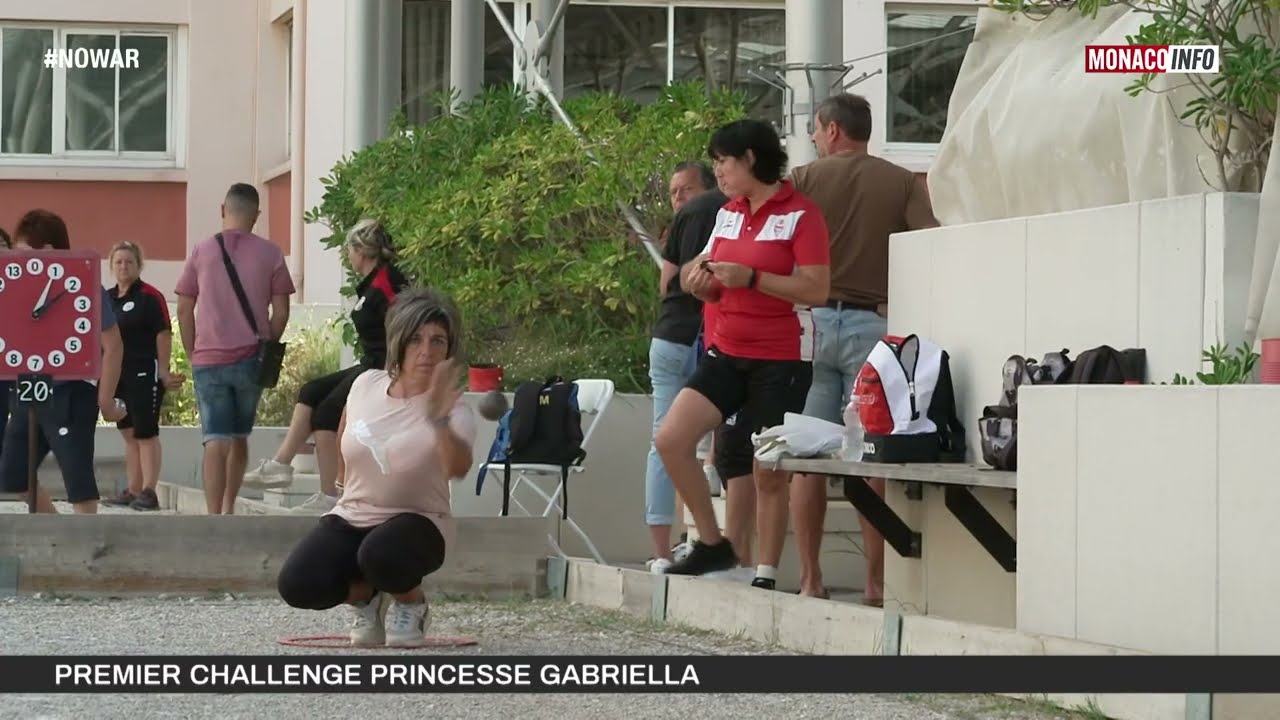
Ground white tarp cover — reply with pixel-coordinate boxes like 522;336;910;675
930;6;1280;344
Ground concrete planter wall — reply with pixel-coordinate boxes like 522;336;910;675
881;192;1260;630
1019;384;1280;656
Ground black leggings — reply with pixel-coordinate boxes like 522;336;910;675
277;513;446;610
296;365;366;433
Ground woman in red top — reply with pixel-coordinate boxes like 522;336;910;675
656;119;831;586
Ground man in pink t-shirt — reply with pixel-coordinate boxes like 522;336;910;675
175;183;296;514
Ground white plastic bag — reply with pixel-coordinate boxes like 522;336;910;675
751;412;845;468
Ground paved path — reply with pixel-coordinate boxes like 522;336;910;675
2;595;1093;719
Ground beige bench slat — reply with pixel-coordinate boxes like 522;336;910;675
781;457;1017;491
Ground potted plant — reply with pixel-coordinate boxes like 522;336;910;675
467;360;504;392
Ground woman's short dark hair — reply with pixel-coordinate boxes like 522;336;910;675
14;210;70;250
384;286;464;378
707;119;788;185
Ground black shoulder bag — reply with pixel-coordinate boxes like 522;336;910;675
216;233;286;388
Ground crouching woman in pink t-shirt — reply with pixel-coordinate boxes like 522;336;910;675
277;287;476;647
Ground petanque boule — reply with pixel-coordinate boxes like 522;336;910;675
478;390;509;421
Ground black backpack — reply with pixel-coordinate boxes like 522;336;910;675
499;377;586;517
1063;345;1129;384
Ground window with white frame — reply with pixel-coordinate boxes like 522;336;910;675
0;24;176;160
884;10;976;146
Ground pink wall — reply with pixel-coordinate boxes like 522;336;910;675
266;171;291;254
0;180;187;260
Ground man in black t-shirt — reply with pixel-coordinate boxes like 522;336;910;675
645;162;725;572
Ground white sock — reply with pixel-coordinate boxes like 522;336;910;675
755;565;777;581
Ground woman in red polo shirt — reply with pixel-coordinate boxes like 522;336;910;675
656;119;831;587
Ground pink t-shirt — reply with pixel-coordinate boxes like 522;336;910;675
174;230;296;367
327;369;477;550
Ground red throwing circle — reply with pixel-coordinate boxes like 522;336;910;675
277;635;479;649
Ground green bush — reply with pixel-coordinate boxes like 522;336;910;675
304;82;747;392
157;322;341;428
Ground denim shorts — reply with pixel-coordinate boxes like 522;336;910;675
192;357;263;442
803;307;887;424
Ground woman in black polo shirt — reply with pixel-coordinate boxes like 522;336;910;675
101;241;183;511
244;219;409;514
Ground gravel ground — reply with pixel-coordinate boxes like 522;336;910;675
0;594;1095;720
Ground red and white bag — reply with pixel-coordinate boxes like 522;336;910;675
852;334;966;463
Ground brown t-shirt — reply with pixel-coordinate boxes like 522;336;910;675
790;151;939;307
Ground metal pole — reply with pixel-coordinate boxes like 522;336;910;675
343;0;376;151
450;0;485;110
483;0;662;267
26;406;36;514
784;0;843;167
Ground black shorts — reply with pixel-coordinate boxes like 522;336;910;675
0;381;101;503
297;365;366;433
713;411;756;483
115;359;166;439
686;345;812;469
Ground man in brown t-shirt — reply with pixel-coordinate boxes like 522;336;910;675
789;94;939;603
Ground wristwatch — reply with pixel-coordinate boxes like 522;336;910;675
748;269;759;289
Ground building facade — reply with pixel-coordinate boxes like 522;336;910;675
0;0;976;304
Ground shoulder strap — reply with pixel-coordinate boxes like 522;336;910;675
216;233;261;338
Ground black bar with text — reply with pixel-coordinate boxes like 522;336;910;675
0;656;1277;694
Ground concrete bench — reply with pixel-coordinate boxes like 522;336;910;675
780;458;1018;573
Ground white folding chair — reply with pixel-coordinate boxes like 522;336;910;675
477;379;615;564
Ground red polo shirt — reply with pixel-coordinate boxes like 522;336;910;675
701;181;829;361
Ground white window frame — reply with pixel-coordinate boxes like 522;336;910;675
500;0;786;87
881;2;978;172
0;21;183;168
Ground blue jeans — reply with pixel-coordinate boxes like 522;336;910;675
193;357;263;443
803;307;887;423
645;337;698;526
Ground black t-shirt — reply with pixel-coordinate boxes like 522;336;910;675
352;263;410;367
652;189;729;346
109;280;171;367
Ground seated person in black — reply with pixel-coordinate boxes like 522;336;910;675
101;241;184;511
244;219;409;514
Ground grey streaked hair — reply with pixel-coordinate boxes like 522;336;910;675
673;161;715;190
384;286;464;378
346;218;395;263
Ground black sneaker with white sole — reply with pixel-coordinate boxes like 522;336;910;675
663;539;737;576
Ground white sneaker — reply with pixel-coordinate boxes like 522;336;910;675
671;542;693;563
385;599;429;647
243;459;294;489
647;557;673;574
349;592;387;646
290;493;337;515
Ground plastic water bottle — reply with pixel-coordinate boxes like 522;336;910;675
841;396;864;461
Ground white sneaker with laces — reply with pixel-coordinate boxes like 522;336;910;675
385;599;429;647
349;592;387;646
647;557;673;574
243;459;294;489
290;493;338;515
